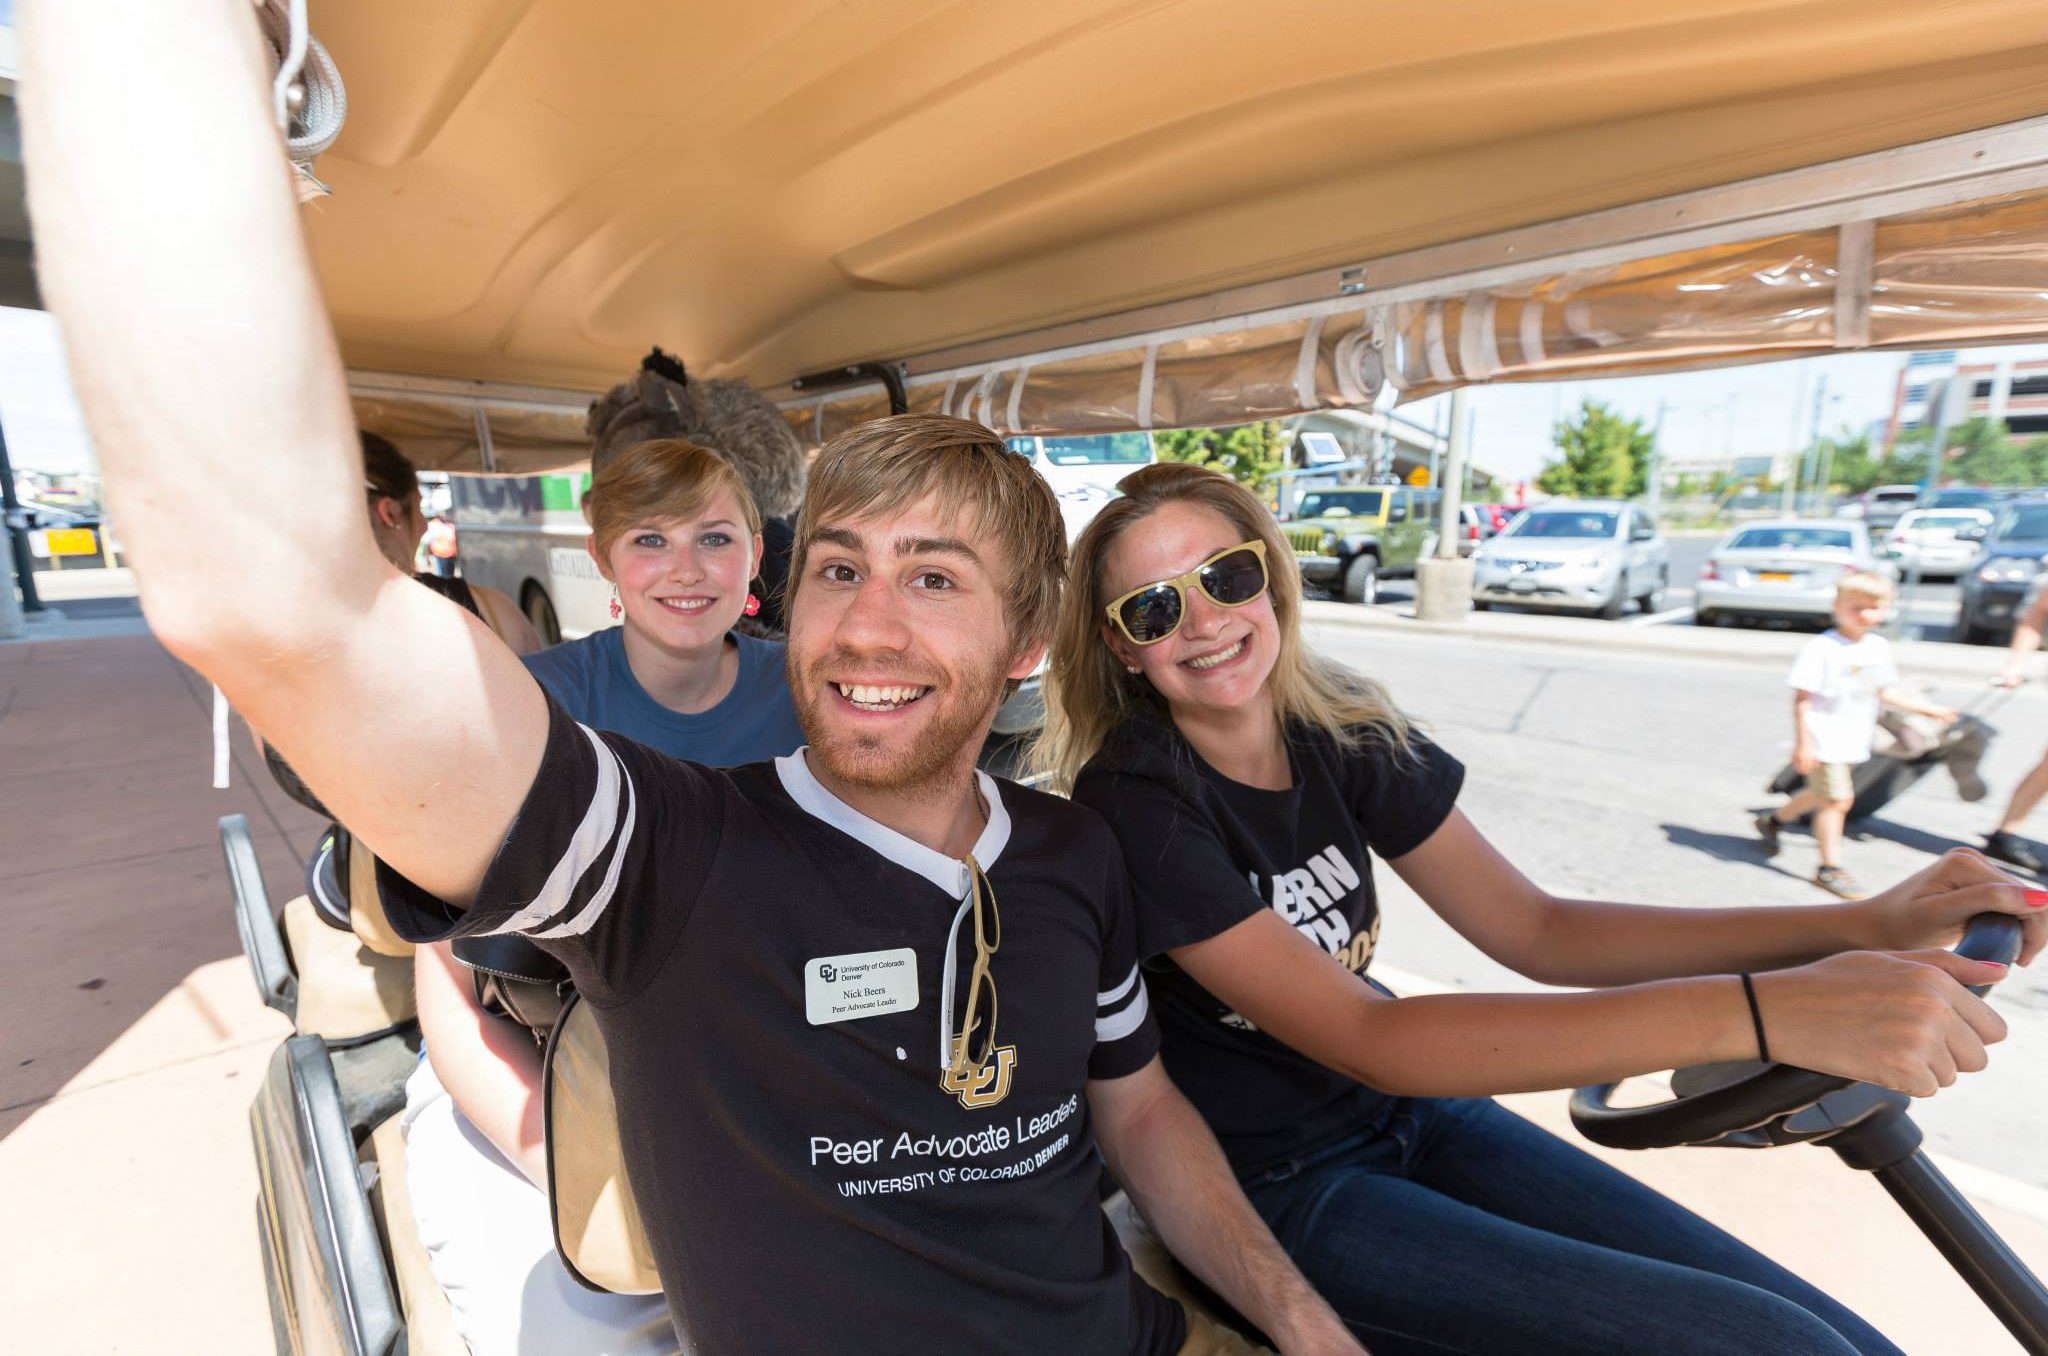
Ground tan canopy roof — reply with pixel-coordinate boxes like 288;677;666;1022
305;0;2048;456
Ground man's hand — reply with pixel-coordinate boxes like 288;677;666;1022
1859;847;2047;966
1755;948;2010;1096
1792;743;1818;776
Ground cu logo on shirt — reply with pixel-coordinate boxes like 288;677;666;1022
940;1044;1018;1110
818;963;837;982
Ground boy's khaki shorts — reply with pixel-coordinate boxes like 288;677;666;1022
1814;761;1858;803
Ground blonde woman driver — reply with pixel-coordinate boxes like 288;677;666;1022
403;439;802;1356
1038;463;2042;1356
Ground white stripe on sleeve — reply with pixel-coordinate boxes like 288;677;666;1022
1097;964;1140;1009
533;748;638;940
480;724;625;938
1094;980;1151;1043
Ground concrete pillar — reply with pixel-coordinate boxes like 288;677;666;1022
1416;387;1476;622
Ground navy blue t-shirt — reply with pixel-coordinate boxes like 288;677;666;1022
522;626;803;764
1073;710;1464;1178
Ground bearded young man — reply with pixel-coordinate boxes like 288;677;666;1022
20;6;1361;1354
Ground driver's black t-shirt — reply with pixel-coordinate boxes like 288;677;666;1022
377;696;1183;1356
1072;710;1463;1178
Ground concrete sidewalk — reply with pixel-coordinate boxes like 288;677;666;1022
2;618;2043;1353
0;625;319;1353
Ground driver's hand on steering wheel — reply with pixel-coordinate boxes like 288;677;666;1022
1754;949;2010;1098
1860;847;2047;968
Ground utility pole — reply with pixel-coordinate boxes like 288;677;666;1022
1427;397;1447;489
1798;373;1831;514
1896;375;1958;639
1646;399;1668;522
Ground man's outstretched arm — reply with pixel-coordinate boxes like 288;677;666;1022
20;0;545;905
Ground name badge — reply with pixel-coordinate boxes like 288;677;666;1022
804;948;920;1026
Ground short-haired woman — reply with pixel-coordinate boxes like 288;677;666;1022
404;439;803;1356
1037;462;2039;1356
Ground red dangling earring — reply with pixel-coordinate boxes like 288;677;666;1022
743;593;762;617
608;586;622;620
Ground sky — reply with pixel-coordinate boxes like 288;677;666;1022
0;307;94;477
1410;342;2048;490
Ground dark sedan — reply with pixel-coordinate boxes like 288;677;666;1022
1956;498;2048;644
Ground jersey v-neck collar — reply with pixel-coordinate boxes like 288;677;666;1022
774;750;1011;897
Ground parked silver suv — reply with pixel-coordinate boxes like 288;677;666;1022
1471;500;1670;618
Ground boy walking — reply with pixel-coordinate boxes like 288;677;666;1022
1756;572;1957;897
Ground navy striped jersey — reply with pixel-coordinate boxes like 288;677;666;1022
379;695;1183;1356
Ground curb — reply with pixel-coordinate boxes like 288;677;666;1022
1302;600;2008;684
1371;960;2048;1227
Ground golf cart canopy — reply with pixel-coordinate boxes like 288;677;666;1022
286;0;2048;467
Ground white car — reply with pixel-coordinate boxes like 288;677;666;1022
1882;508;1993;579
1694;520;1892;626
1471;501;1670;618
1837;484;1922;532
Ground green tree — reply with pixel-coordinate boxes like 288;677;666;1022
2022;435;2048;484
1535;399;1653;499
1818;430;1878;495
1154;421;1287;487
1943;416;2028;485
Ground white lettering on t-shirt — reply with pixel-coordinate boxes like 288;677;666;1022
813;1095;1083;1198
1308;847;1361;899
1253;846;1359;934
1240;845;1374;988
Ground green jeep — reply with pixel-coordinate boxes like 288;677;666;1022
1285;485;1436;604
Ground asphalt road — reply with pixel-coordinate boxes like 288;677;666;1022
1301;618;2048;1193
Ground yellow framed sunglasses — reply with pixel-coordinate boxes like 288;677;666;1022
1104;539;1269;646
947;854;1002;1081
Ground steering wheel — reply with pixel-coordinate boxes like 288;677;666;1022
1572;913;2024;1151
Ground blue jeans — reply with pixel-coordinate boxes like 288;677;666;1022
1241;1097;1901;1356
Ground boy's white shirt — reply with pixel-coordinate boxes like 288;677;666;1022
1787;628;1900;765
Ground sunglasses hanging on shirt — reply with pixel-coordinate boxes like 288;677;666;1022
947;854;1002;1081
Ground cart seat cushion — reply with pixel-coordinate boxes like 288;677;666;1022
344;832;416;959
546;996;661;1295
367;1114;469;1356
281;893;416;1039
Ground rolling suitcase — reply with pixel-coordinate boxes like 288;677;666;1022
1764;693;2001;825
